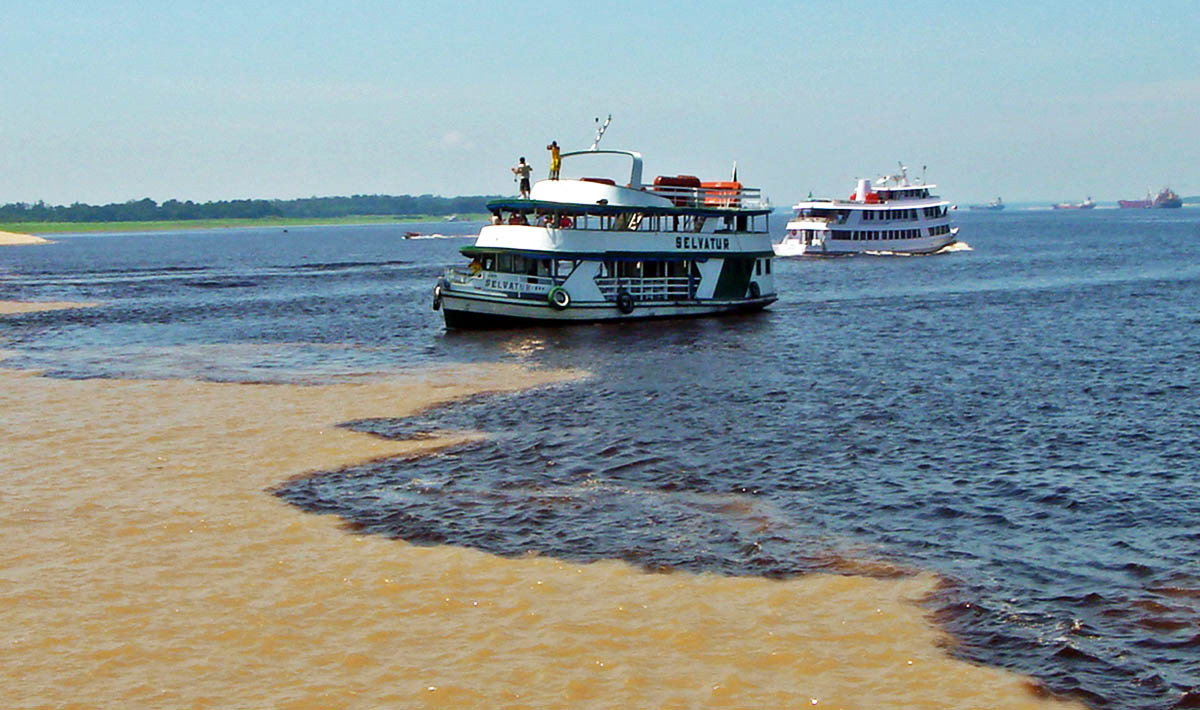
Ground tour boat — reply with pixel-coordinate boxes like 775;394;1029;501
774;165;958;256
432;128;777;328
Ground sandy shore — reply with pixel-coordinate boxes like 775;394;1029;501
0;229;51;245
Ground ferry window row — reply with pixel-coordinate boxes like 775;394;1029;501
928;224;952;236
923;206;948;218
602;259;699;279
834;229;923;241
878;189;931;199
755;258;772;275
862;209;920;221
475;253;552;277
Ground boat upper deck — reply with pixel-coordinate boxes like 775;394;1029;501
488;196;771;219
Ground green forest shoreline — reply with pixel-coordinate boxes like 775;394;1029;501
1;214;489;235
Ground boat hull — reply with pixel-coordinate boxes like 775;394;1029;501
441;291;776;329
774;233;957;257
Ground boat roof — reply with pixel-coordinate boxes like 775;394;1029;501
460;245;773;260
486;198;771;218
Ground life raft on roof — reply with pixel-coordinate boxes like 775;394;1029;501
701;180;742;207
653;175;701;206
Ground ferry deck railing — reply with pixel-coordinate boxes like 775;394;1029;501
594;276;693;301
649;185;765;210
446;268;556;289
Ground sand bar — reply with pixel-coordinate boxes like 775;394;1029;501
0;363;1085;709
0;229;51;245
0;300;100;315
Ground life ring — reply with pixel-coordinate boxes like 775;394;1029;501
748;281;762;299
432;278;448;311
616;290;635;314
547;286;571;310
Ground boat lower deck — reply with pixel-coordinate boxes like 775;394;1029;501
440;291;776;329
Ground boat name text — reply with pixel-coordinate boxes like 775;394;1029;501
481;276;551;294
675;236;731;251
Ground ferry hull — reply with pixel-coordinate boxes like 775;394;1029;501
440;292;776;329
774;234;957;257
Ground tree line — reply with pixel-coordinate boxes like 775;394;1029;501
0;194;501;223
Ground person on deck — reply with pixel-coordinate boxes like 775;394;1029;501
546;140;561;180
512;157;533;198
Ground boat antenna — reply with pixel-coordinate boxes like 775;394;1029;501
589;114;612;151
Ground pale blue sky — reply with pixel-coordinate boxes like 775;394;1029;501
3;1;1197;205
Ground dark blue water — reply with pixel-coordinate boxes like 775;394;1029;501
4;212;1199;709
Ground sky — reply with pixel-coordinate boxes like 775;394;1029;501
3;0;1197;206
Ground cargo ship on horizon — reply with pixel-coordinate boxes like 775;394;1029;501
968;196;1004;211
1118;187;1182;209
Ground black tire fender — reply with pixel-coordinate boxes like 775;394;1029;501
547;286;571;310
432;278;448;311
616;289;635;314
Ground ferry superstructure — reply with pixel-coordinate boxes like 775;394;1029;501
432;141;777;328
774;165;958;256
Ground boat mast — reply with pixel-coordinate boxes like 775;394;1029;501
589;114;612;151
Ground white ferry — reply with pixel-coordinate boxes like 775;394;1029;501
432;132;777;328
775;165;958;256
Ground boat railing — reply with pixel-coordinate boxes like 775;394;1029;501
792;214;839;225
594;276;693;301
446;268;556;290
650;185;765;210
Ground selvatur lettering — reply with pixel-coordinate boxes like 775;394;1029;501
674;236;731;250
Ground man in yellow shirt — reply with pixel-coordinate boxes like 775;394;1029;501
546;140;561;180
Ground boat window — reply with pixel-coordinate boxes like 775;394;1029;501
765;258;771;275
497;253;513;272
755;260;762;275
556;260;576;279
482;254;495;271
667;260;690;278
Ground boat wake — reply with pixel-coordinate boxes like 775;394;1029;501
402;233;460;240
864;241;973;257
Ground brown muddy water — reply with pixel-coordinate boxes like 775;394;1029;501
0;312;1080;708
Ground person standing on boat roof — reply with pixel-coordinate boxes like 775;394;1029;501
512;157;533;198
547;140;561;180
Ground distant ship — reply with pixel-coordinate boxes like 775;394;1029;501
774;163;958;256
1052;197;1096;210
968;196;1004;211
1118;187;1182;209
